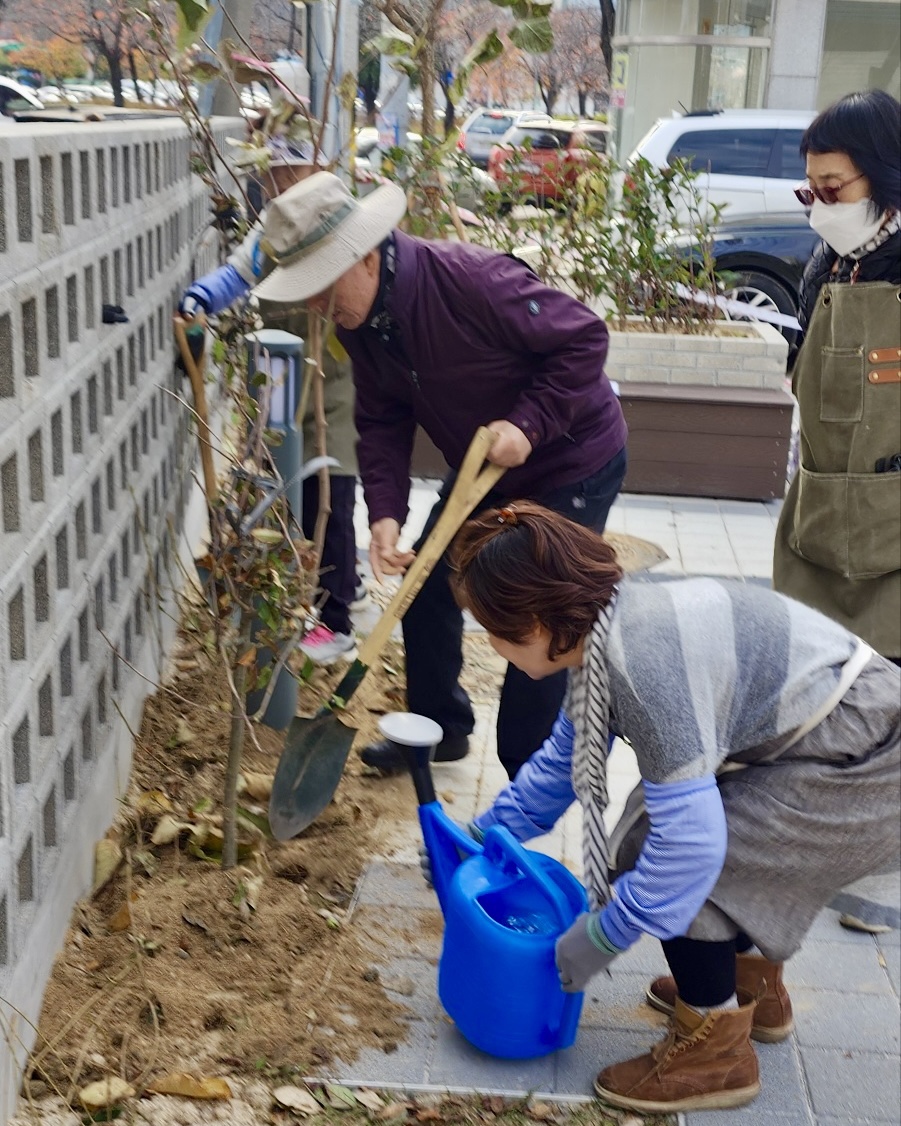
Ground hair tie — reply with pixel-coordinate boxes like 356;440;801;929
497;506;518;526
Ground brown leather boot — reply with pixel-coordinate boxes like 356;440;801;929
646;952;794;1043
594;995;760;1113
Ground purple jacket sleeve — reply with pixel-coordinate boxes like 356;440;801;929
472;711;578;841
463;254;609;450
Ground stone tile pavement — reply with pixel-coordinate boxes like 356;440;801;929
311;483;901;1124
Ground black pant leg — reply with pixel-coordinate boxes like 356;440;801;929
496;446;628;779
302;474;357;636
662;936;738;1008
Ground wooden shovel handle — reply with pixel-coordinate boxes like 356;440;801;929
356;427;506;668
173;314;218;503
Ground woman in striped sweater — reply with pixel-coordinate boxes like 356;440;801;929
450;502;900;1114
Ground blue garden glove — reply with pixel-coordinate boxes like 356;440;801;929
419;820;484;888
555;912;623;993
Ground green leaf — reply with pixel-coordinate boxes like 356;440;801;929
325;1084;358;1109
511;0;553;18
237;806;273;838
173;0;212;50
451;29;504;102
390;58;420;79
364;31;415;58
509;16;554;53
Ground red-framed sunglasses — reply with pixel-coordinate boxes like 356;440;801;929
794;171;866;206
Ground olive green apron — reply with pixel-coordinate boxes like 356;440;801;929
774;281;901;657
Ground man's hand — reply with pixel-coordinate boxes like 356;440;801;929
555;912;621;994
369;517;416;582
486;420;532;468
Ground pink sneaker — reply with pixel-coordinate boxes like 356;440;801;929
298;624;357;665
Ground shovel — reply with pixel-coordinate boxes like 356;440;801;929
173;314;218;503
268;426;506;840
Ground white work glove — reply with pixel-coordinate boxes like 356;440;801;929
555;911;623;993
178;291;207;319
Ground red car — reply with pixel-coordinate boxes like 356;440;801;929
488;120;612;205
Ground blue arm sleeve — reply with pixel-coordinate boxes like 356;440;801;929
184;264;251;316
599;774;727;951
473;711;578;842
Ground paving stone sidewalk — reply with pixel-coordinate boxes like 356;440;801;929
320;486;901;1125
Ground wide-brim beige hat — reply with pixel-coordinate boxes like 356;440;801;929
254;171;407;304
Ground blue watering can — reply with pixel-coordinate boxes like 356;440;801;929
378;714;588;1060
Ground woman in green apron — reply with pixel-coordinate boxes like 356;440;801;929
774;90;901;664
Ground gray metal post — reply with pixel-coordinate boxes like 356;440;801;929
244;329;305;730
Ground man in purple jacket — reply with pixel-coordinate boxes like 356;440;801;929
255;171;627;778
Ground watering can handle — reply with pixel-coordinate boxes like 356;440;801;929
483;826;573;934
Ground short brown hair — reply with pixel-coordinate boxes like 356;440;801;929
451;502;623;659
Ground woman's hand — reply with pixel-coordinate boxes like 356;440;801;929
369;517;415;582
555;912;621;993
486;420;532;467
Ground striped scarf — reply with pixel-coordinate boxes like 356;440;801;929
567;593;617;911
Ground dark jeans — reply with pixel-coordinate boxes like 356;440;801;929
401;446;627;779
302;474;357;636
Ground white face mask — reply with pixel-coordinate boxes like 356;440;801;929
808;197;886;257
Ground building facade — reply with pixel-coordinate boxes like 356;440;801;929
612;0;901;156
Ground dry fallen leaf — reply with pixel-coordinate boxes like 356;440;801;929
147;1073;231;1100
79;1077;135;1109
377;1102;409;1122
274;1085;323;1114
173;718;196;745
106;902;132;934
241;771;274;801
526;1104;555;1121
355;1090;384;1112
151;814;190;846
134;790;173;817
92;839;123;895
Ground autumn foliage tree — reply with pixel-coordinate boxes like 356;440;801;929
1;0;161;105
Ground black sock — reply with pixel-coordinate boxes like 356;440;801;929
662;936;737;1008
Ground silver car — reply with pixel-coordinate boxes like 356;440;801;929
458;108;549;168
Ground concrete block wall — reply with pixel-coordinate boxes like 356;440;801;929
0;115;234;1121
605;321;789;391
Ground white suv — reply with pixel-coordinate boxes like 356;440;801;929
628;108;816;223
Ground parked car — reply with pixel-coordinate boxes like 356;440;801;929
677;212;818;353
0;76;43;116
353;129;494;216
629;108;816;223
488;120;612;206
457;107;549;168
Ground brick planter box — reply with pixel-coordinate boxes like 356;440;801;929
605;320;794;500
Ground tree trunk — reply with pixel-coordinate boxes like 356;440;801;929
419;31;437;139
223;614;252;870
598;0;615;85
578;89;587;116
108;51;124;107
128;51;142;101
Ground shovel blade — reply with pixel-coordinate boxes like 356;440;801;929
268;712;356;840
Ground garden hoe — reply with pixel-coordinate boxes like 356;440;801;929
268;426;506;840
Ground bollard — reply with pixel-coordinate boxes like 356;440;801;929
243;329;305;731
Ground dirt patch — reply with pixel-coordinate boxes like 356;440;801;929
22;616;503;1108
